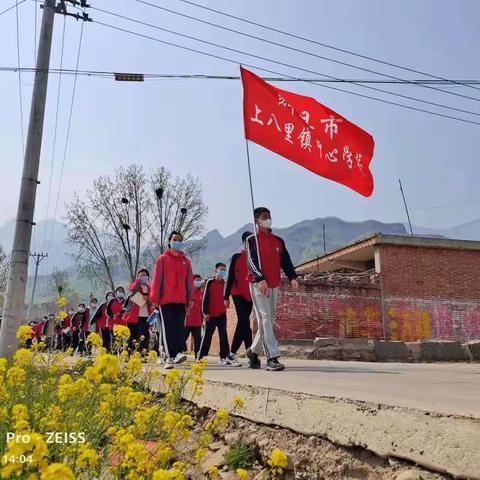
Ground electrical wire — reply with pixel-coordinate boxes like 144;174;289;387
92;19;480;126
1;66;480;85
137;0;480;104
0;0;26;18
176;0;480;94
3;65;480;86
15;0;25;156
34;0;37;63
92;7;480;118
42;17;66;252
47;15;85;253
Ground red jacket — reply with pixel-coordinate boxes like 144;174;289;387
91;303;108;330
70;311;90;332
106;298;127;328
224;250;252;302
246;229;297;288
123;279;153;325
150;250;193;306
202;278;227;317
185;288;203;327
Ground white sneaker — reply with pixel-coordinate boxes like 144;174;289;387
174;353;187;364
219;358;229;366
227;354;242;367
164;360;175;370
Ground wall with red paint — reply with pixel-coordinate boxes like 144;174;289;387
206;244;480;354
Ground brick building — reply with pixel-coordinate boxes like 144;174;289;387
275;234;480;343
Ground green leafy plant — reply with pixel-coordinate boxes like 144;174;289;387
224;441;255;471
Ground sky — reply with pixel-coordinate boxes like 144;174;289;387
1;0;480;248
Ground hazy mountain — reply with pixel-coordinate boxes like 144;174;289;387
0;219;76;274
191;217;408;276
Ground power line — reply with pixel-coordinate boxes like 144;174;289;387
0;0;26;18
92;20;480;126
47;14;85;254
92;8;480;119
137;0;480;104
34;0;37;63
15;0;25;156
2;66;480;85
176;0;480;94
42;16;67;252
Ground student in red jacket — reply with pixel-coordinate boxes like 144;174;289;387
91;292;114;351
246;207;299;372
198;263;241;366
107;287;127;328
124;269;153;354
184;274;203;358
224;231;254;361
150;231;193;369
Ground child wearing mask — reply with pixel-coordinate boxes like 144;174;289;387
91;292;114;351
123;270;153;354
224;231;254;361
150;231;193;369
184;274;203;358
107;287;127;328
246;207;299;372
198;263;241;366
62;310;73;350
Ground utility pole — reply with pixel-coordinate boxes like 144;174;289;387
399;179;414;237
0;0;56;357
27;252;48;321
322;223;326;254
0;0;91;357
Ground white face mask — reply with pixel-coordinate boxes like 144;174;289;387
116;292;125;299
259;219;272;229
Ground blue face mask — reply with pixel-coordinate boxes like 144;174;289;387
194;280;202;289
170;240;184;251
139;276;149;284
216;270;226;280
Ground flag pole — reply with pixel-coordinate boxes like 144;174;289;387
245;139;262;270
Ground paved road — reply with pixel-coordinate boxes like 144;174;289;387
201;357;480;418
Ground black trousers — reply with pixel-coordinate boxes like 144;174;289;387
159;303;186;360
184;326;202;356
71;331;80;353
199;314;230;359
231;296;253;354
63;333;71;350
128;318;150;353
101;328;111;352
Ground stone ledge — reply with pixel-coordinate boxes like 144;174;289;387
171;378;480;480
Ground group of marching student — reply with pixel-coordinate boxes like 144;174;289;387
28;206;299;371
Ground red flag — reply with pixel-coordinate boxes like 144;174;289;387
241;67;375;197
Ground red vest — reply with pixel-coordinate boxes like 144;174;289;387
208;279;227;317
230;250;252;301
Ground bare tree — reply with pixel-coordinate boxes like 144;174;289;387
146;167;208;260
91;165;151;282
65;195;116;290
65;164;207;286
50;268;80;307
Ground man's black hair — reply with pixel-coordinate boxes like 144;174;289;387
137;268;149;277
253;207;270;219
78;303;86;308
242;231;253;242
90;297;98;303
215;262;226;269
193;274;202;280
105;291;115;300
168;230;183;241
115;286;125;292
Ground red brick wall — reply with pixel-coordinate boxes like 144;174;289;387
276;281;383;340
380;245;480;342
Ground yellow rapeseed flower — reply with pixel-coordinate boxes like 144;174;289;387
6;366;26;386
40;463;74;480
84;366;102;383
113;324;130;340
86;331;102;348
56;296;68;308
125;355;143;377
76;447;99;468
236;468;249;480
147;350;158;362
207;466;219;479
194;447;207;463
95;353;120;381
13;348;33;367
232;396;245;410
16;325;33;344
267;448;288;476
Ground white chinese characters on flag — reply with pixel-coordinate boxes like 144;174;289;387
241;67;375;197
